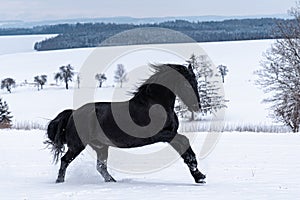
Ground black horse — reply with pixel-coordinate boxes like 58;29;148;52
46;64;206;184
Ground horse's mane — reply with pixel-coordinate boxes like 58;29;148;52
133;64;190;96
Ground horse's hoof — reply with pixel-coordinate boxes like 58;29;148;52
196;179;206;184
105;177;116;182
192;170;206;184
199;174;206;180
194;174;206;184
55;178;64;183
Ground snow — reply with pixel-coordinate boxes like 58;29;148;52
201;40;275;124
0;47;93;83
1;35;299;199
0;34;57;56
0;130;299;199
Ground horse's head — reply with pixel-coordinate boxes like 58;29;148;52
137;64;200;112
175;64;201;112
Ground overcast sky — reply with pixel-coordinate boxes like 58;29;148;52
0;0;296;21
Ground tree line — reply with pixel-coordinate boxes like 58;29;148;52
0;18;287;51
32;18;288;51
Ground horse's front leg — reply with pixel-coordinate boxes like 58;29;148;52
169;134;206;183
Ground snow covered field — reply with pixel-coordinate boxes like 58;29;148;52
0;35;275;126
1;35;299;199
0;130;299;199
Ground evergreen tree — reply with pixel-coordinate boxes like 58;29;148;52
54;64;74;90
0;98;12;128
114;64;128;88
34;75;47;90
1;78;16;93
195;55;222;115
176;54;227;120
95;73;107;88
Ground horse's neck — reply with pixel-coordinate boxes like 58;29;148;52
131;85;176;110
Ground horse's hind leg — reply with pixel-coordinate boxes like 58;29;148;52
169;134;206;183
93;145;116;182
56;147;84;183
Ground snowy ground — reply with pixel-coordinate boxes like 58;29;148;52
0;129;299;199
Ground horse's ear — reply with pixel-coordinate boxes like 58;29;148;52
188;63;193;71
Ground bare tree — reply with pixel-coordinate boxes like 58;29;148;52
1;78;16;93
54;64;74;90
34;75;47;90
114;64;128;88
95;73;107;88
256;2;300;132
217;64;229;83
76;74;80;89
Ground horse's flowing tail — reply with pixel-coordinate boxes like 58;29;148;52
45;109;73;164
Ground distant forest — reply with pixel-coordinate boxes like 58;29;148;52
0;18;291;51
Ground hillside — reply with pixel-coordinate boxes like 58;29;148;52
0;35;280;129
33;18;287;51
